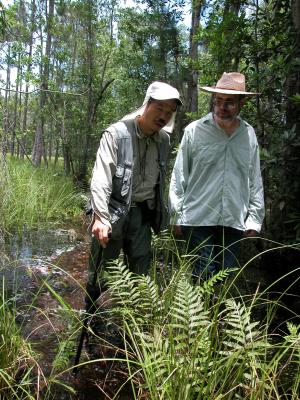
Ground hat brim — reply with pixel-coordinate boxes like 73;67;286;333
200;86;259;96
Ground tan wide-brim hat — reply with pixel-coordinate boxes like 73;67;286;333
122;81;182;133
200;72;259;96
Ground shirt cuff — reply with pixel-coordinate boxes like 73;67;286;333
93;211;112;230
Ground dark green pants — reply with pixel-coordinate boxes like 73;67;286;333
87;206;152;296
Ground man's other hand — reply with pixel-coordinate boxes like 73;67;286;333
244;229;258;237
171;224;182;237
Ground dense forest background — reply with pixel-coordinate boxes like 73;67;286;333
0;0;299;244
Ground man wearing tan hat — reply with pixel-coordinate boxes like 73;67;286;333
86;81;182;308
169;72;265;281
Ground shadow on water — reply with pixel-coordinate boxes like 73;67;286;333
0;223;134;399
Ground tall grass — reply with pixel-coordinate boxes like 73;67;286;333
0;279;37;399
1;158;82;231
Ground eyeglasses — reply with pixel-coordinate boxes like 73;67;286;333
213;99;239;109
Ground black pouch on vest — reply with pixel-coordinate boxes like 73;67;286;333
149;192;168;235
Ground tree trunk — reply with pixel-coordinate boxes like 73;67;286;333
2;44;11;156
32;0;54;167
175;0;202;142
222;0;242;70
10;54;21;156
75;0;94;183
21;0;35;160
186;0;202;114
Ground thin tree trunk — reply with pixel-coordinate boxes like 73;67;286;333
21;0;35;159
3;44;11;155
222;0;242;70
76;0;94;182
175;0;202;142
186;0;202;114
17;72;23;158
32;0;54;167
54;138;59;167
10;54;21;156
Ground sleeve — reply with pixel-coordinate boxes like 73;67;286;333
90;129;118;229
245;139;265;233
168;128;191;225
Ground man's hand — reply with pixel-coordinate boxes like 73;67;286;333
244;229;258;238
170;224;182;237
92;216;111;248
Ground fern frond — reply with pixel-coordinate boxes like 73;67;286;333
106;262;164;328
106;261;140;308
284;322;300;344
169;279;210;351
198;268;236;296
222;299;261;347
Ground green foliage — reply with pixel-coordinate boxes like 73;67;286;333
0;279;36;399
2;158;82;231
0;1;7;38
106;261;300;399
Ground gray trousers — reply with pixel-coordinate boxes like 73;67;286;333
87;206;152;296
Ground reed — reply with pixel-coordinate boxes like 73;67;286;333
1;158;82;231
0;279;36;399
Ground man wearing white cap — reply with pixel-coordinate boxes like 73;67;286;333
169;72;265;281
86;81;182;306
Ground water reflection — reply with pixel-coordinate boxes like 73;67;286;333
4;226;77;265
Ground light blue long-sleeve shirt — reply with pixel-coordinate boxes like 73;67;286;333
169;113;265;232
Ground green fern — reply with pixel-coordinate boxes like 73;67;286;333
106;261;299;399
97;247;300;399
169;278;210;350
198;268;237;296
215;298;270;395
106;264;216;397
106;261;139;307
106;262;162;327
222;299;262;351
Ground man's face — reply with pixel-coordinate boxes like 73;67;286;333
213;94;243;121
140;99;178;134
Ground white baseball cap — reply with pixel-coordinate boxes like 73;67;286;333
122;81;182;133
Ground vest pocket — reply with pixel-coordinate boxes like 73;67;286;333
121;162;132;196
108;197;128;239
113;162;132;198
